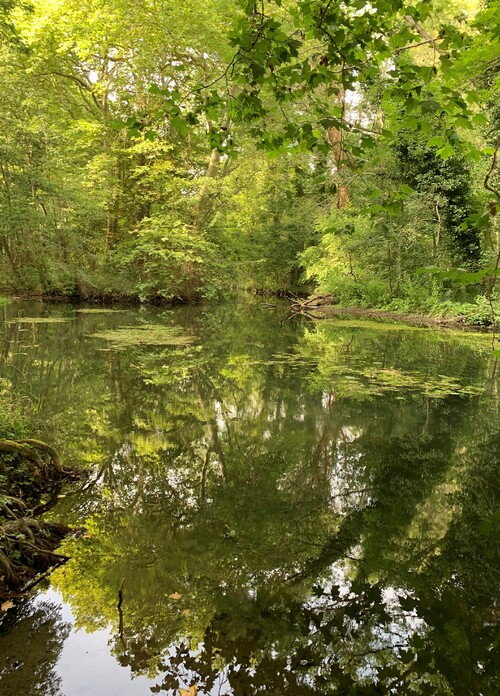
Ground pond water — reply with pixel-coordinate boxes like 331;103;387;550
0;299;499;695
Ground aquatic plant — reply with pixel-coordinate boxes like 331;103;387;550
89;324;194;349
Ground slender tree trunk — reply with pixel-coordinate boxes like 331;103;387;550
195;148;221;230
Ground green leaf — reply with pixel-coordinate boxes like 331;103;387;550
426;136;446;148
455;270;487;284
436;143;455;160
170;115;189;136
471;113;488;127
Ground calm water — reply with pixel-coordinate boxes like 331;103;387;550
0;300;499;695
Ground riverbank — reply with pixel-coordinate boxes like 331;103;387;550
290;304;494;331
2;290;497;332
0;386;77;611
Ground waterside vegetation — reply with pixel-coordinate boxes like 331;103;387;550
0;0;499;326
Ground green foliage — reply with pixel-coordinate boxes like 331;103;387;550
213;148;319;291
0;379;26;441
393;129;481;265
1;0;500;318
115;216;230;301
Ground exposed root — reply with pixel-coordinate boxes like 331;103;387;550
0;439;44;468
0;437;68;476
19;439;66;474
0;519;69;604
0;437;76;606
1;495;27;511
0;549;16;582
1;517;41;542
0;503;18;519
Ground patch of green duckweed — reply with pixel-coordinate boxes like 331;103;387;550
8;317;72;324
75;308;128;314
325;319;427;331
89;324;194;348
360;367;483;398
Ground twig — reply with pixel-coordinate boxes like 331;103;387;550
20;556;69;594
484;138;500;201
117;576;126;610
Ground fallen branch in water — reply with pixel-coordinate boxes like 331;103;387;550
281;293;337;324
289;293;337;310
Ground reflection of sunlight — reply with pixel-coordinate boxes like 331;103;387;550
36;590;236;696
21;590;154;696
328;426;371;513
340;425;361;443
305;563;426;683
214;400;227;432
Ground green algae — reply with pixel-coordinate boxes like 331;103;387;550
89;324;194;348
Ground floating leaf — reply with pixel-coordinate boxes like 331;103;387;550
179;686;197;696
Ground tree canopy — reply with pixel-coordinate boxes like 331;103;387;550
0;0;499;321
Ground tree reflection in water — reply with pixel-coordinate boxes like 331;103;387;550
0;301;499;695
0;598;70;696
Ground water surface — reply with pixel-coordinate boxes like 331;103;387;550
0;300;499;695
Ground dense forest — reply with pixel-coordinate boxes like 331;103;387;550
0;0;499;318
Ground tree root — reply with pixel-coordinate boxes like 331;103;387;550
0;548;16;582
0;496;29;524
0;436;75;605
1;517;41;542
0;437;68;475
19;439;65;474
0;439;44;468
0;518;70;603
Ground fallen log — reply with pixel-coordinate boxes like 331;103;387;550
289;293;337;309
